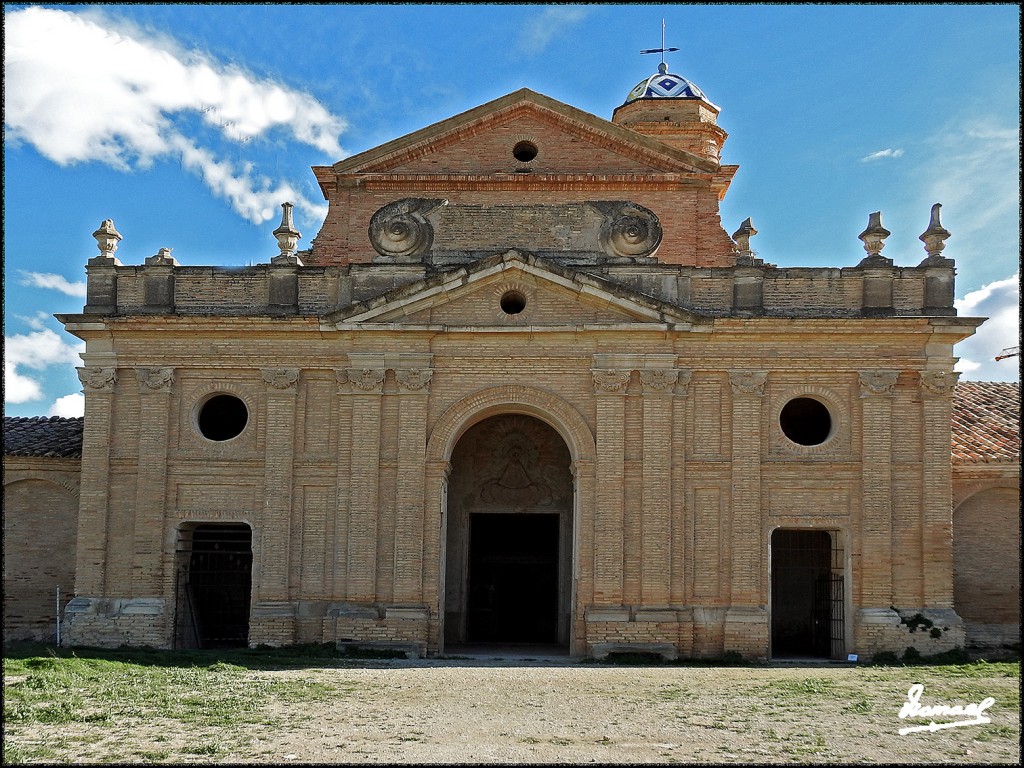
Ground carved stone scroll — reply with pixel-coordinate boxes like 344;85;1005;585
728;370;767;396
347;368;386;393
859;370;899;396
592;369;630;394
77;367;117;392
136;367;174;391
368;198;446;260
594;201;662;259
920;370;960;396
395;368;433;392
261;368;299;390
639;368;678;394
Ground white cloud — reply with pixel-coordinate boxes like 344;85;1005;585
49;393;85;418
519;7;589;55
3;6;345;224
954;272;1020;382
3;316;85;405
860;148;904;162
19;271;88;297
919;120;1019;255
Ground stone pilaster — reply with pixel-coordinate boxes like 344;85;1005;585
592;368;629;604
74;366;118;596
920;371;959;607
639;368;677;605
346;366;386;602
858;370;899;608
727;371;766;606
394;366;432;604
133;367;174;595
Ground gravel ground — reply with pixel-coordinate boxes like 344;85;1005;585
8;651;1021;764
241;655;1019;764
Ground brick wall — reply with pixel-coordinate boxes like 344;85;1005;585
2;458;79;642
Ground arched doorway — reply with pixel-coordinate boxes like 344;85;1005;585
443;414;573;648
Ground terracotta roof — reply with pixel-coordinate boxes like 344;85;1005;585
3;416;84;459
952;381;1020;463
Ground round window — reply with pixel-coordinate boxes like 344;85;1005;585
512;141;538;163
779;397;832;446
499;290;527;315
197;394;249;441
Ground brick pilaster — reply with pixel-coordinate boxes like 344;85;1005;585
592;368;629;603
640;368;677;605
133;367;174;594
727;371;766;605
670;371;692;604
346;366;385;602
333;369;352;599
394;367;432;603
259;368;299;601
75;366;118;596
920;371;959;607
858;370;899;608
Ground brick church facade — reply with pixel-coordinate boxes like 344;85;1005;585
4;65;1020;659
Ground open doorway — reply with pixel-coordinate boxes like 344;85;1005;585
174;523;252;649
771;528;844;658
467;513;559;643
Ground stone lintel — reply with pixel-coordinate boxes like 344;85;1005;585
384;606;430;620
857;607;902;626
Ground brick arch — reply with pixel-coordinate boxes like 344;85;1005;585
427;385;595;466
3;472;80;497
953;476;1020;508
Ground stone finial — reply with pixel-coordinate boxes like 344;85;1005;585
272;202;303;265
91;219;123;263
732;217;758;264
857;211;893;266
918;203;953;266
144;247;179;266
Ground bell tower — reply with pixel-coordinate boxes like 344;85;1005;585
611;22;728;164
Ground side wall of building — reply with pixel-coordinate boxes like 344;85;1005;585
953;470;1021;651
3;457;81;643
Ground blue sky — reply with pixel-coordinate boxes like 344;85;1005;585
4;3;1020;418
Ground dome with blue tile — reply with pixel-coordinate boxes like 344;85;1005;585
624;62;712;105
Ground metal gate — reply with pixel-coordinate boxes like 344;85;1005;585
813;572;845;659
174;524;252;649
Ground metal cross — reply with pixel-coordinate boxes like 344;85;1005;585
640;18;679;66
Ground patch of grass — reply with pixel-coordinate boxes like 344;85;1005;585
3;646;341;733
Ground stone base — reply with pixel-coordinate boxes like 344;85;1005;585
324;603;430;656
62;596;168;648
854;607;966;657
249;601;297;647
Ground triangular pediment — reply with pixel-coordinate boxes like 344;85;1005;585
322;251;710;330
322;89;716;179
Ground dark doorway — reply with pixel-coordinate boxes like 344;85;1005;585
771;529;844;658
467;513;559;643
175;524;252;649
